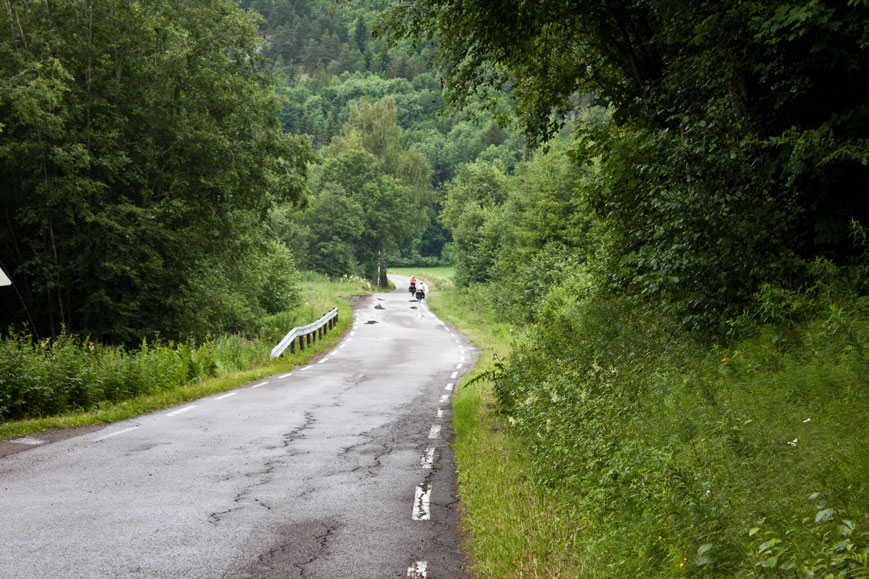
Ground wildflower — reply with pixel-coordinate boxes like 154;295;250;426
787;438;798;447
803;418;811;423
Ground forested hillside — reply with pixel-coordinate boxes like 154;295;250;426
241;0;526;275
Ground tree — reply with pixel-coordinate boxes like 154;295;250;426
326;97;432;285
0;0;313;343
439;159;510;286
379;0;869;333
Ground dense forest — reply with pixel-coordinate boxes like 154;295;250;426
3;0;869;575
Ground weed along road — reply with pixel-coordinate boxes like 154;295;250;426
0;276;475;579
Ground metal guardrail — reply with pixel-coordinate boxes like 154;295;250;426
270;307;339;358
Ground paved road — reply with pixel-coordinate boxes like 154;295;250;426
0;276;475;578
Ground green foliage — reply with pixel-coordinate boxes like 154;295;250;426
0;331;260;420
485;259;869;577
283;96;434;286
0;0;313;344
380;0;869;335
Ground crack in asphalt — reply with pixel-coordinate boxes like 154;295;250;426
296;522;339;579
209;412;317;525
222;519;341;579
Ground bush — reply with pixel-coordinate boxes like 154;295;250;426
0;331;271;420
491;264;869;576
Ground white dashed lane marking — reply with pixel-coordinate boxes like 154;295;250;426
439;395;449;404
420;447;435;469
412;482;431;521
428;425;441;439
445;383;454;391
251;381;269;388
216;392;236;400
450;372;458;379
278;373;292;379
407;561;428;578
93;426;138;442
10;437;45;446
436;409;444;419
166;405;196;417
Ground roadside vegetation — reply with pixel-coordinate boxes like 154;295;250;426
0;274;375;439
4;1;869;576
416;257;869;577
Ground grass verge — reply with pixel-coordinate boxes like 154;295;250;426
402;267;588;577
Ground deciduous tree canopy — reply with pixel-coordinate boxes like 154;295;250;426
0;0;313;343
379;0;869;331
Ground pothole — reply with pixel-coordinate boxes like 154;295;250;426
374;304;385;310
366;320;378;324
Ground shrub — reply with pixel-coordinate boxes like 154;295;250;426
0;331;272;420
491;264;869;576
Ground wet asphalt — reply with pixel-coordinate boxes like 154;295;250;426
0;275;476;578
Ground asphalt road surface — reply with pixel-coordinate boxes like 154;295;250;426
0;275;476;578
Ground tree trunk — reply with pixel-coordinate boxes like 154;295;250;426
378;248;389;288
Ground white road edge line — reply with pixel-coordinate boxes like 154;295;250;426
412;483;431;521
421;447;435;468
428;425;441;439
407;560;428;578
216;392;237;400
93;426;138;442
251;380;270;388
166;405;196;417
300;366;311;372
450;371;458;379
436;409;444;418
278;373;292;379
439;395;449;404
318;357;329;364
445;383;454;391
11;436;45;445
